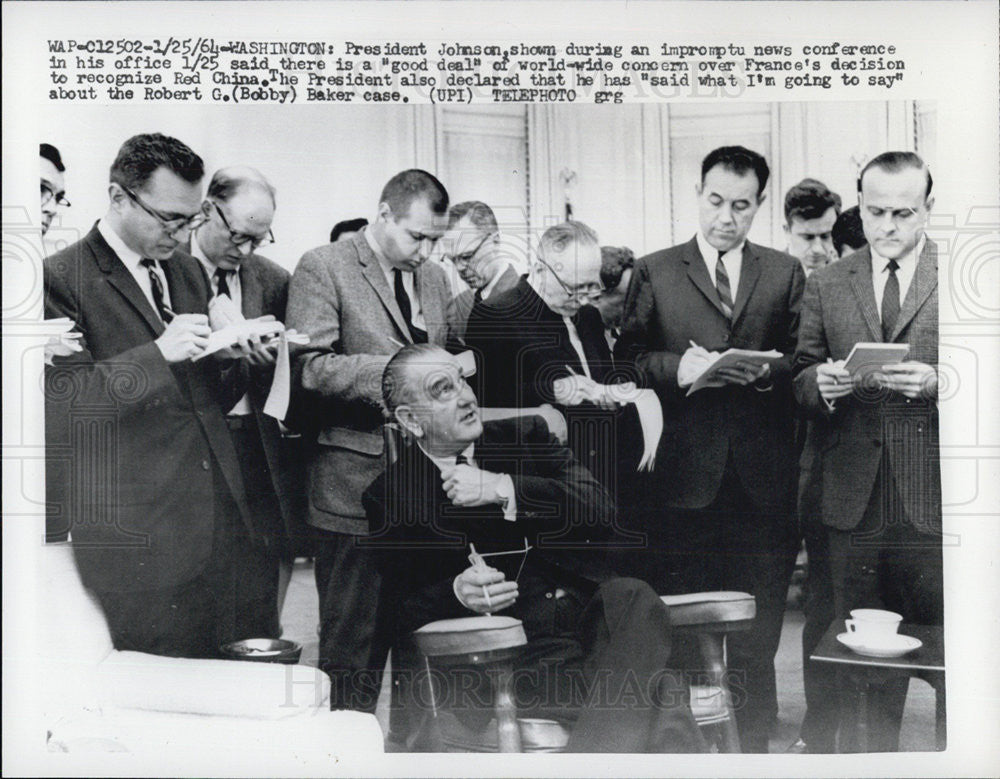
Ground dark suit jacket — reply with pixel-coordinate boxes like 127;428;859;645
464;277;617;408
615;236;805;513
44;224;250;592
286;231;452;535
446;264;521;345
362;417;618;637
792;242;940;533
183;248;306;550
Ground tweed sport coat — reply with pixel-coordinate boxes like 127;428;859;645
286;232;452;535
792;241;940;533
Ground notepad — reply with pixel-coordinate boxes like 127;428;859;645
685;349;783;395
843;343;909;374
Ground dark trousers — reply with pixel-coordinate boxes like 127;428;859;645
627;465;799;752
799;516;839;750
314;528;392;713
99;457;280;657
827;468;943;752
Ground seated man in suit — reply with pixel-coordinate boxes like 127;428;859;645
363;344;704;753
441;200;521;345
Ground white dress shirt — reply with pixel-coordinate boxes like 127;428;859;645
365;226;427;333
192;240;252;416
98;219;172;317
421;442;517;522
871;234;924;316
696;231;744;303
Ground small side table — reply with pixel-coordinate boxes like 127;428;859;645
810;623;944;751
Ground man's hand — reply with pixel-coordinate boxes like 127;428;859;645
816;359;852;403
715;360;771;387
677;345;717;388
211;315;283;362
879;361;938;400
441;464;506;508
553;374;618;410
154;313;211;363
454;565;519;614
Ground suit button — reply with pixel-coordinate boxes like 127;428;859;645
201;460;210;470
722;334;730;343
545;592;553;599
872;439;882;447
917;424;924;433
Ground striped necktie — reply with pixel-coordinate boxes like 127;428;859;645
715;251;734;319
141;258;173;323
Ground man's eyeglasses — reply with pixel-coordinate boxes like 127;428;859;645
536;255;605;301
211;201;276;249
448;231;494;266
41;182;71;208
122;185;207;236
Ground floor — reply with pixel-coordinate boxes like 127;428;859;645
279;559;938;753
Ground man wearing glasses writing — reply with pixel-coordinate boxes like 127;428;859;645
364;344;704;752
44;134;258;658
178;165;296;642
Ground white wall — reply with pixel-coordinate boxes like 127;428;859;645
40;101;927;272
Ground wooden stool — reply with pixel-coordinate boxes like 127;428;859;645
409;591;756;753
412;616;530;752
661;590;757;753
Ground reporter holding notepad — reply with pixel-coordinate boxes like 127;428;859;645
792;151;942;752
615;146;806;753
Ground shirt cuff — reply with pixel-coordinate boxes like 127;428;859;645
496;474;517;522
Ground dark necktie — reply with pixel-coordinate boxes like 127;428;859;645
473;287;483;305
881;259;900;341
214;268;232;299
393;268;428;343
141;258;173;323
456;453;470;467
715;251;734;320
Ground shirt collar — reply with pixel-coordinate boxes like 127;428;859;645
97;218;144;270
365;224;405;279
419;441;475;472
696;231;745;265
190;235;218;279
871;233;926;274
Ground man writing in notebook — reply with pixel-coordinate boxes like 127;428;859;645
615;145;805;752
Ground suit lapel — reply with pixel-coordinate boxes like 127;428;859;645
847;248;882;341
416;263;444;346
682;238;729;320
356;235;412;343
239;258;264;320
891;239;937;342
731;243;761;325
90;227;166;337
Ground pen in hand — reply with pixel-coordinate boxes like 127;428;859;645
468;543;492;615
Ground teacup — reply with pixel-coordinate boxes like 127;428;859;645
845;609;902;642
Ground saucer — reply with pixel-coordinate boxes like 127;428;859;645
837;632;922;658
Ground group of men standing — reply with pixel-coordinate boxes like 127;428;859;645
43;133;941;754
